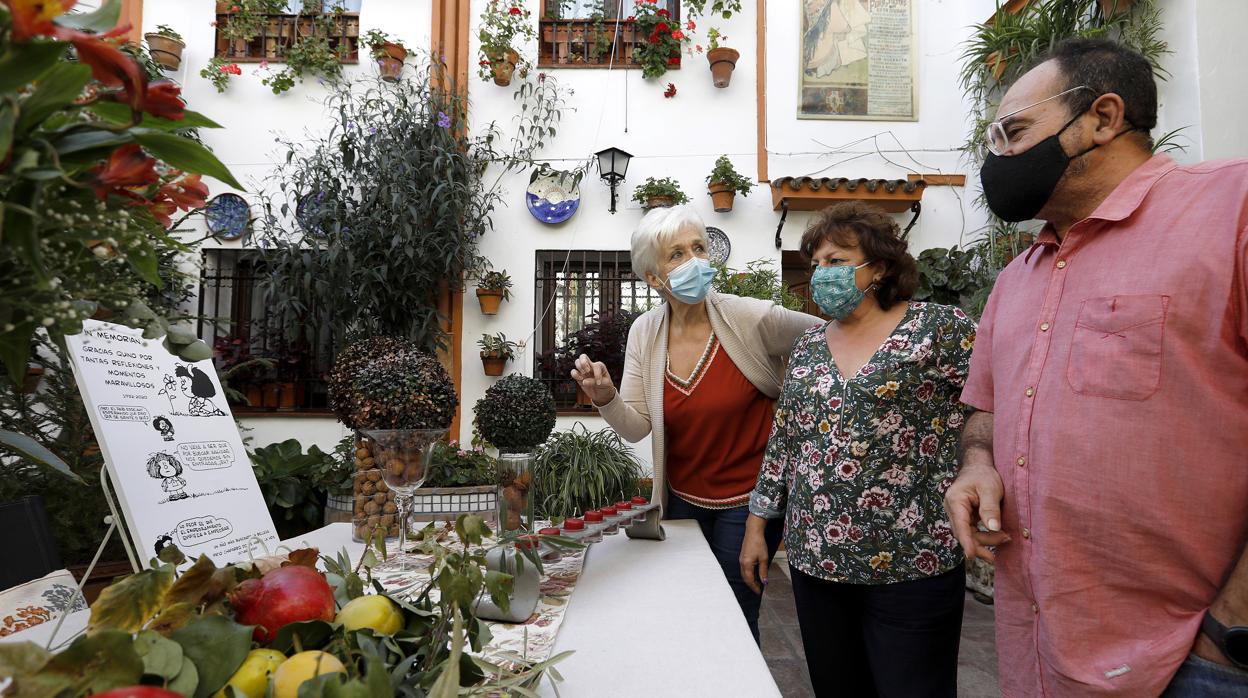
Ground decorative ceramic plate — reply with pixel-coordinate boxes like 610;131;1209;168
526;166;582;224
204;193;250;240
706;226;731;266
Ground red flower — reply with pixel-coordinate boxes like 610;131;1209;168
508;6;521;14
671;29;684;40
655;22;669;33
626;16;635;22
695;44;703;53
479;59;491;66
667;56;680;65
74;33;149;116
686;20;696;30
220;63;242;75
146;173;208;227
663;83;676;98
143;81;185;121
230;4;241;11
657;8;669;17
647;32;660;44
92;144;159;199
5;0;78;42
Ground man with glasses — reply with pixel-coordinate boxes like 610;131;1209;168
945;37;1248;696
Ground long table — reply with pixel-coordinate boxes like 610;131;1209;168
3;520;781;697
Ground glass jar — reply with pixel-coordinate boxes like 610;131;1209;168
598;506;621;535
350;433;400;542
613;500;636;527
536;527;564;563
581;511;606;542
560;517;595;545
496;451;535;533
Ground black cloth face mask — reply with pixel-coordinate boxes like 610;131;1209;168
979;111;1101;223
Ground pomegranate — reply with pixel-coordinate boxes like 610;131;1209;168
89;688;183;698
231;566;337;644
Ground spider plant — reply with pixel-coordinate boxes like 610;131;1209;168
531;423;645;518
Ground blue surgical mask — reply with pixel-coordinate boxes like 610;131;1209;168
811;262;870;319
664;256;716;304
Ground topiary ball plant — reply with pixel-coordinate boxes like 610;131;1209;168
474;374;556;453
328;336;458;431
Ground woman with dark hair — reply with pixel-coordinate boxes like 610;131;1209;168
175;365;226;417
739;202;978;697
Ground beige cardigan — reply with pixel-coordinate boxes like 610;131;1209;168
597;291;822;511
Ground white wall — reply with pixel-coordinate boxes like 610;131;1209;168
1192;0;1248;160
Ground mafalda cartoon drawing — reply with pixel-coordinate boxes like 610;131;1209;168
174;364;226;417
147;452;189;501
152;415;175;441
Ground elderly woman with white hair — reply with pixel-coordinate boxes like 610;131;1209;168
572;205;821;642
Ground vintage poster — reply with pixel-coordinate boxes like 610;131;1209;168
64;320;278;567
799;0;918;121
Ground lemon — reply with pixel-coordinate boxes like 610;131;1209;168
335;594;404;635
272;650;347;698
212;648;286;698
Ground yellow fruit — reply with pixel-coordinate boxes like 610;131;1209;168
213;649;286;698
335;594;404;635
272;651;347;698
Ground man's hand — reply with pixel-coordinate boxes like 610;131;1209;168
945;410;1011;562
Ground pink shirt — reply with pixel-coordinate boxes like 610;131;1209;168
961;155;1248;697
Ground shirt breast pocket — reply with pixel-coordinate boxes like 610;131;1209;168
1067;294;1169;401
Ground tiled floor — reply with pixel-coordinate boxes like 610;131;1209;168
759;554;1000;698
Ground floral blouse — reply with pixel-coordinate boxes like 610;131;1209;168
749;302;977;585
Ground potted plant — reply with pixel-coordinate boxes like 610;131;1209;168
631;0;691;80
477;0;537;87
705;155;754;212
478;332;517;376
632;176;690;210
476;269;513;315
474;374;557;532
364;28;407;82
328;336;459;541
712;259;805;309
532;423;644;518
704;27;739;88
144;25;185;71
538;309;641;407
408;440;500;525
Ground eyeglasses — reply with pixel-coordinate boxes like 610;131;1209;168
984;85;1093;156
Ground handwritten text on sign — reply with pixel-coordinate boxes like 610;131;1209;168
177;441;234;470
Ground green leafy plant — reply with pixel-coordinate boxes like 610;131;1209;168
477;332;517;360
425;440;496;488
684;0;744;19
474;375;557;453
216;0;289;43
912;246;997;313
705;26;728;50
260;10;350;94
151;24;184;42
328;336;459;431
256;62;568;354
250;438;349;539
631;1;690;80
476;0;537;81
712;259;805;311
362;27;395;59
536;308;642;390
477;270;513;299
706;155;754;196
199;55;241;92
631;176;690;206
532;423;645;518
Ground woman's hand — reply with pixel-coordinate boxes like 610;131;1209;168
739;516;772;594
571;354;617;406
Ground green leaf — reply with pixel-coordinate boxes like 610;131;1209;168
165;325;199;345
168;655;200;696
0;101;16;161
133;131;244;189
270;619;336;654
52;128;132;156
88;102;224;131
171;615;253;698
174;339;214;362
0;642;52;681
55;0;123;33
89;565;174;633
0;429;83;483
0;41;67;94
134;629;184;679
28;630;143;696
16;62;92;134
163;554;218;607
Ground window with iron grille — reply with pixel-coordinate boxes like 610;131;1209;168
197;249;340;413
213;10;360;63
538;0;680;69
534;250;662;411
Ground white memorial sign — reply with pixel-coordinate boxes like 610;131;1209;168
65;320;279;566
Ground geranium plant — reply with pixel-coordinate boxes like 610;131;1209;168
200;55;242;92
476;0;536;82
631;0;691;80
706;155;754;195
631;176;690;207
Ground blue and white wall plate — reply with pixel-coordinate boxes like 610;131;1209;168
204;193;251;241
706;226;731;266
526;165;582;225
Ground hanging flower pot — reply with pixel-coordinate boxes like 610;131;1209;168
481;356;508;376
708;181;736;212
707;47;740;88
476;288;505;315
491;48;520;87
145;32;186;71
375;41;407;82
645;195;675;210
19;366;44;394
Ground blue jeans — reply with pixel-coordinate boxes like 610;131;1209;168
664;495;784;644
1162;654;1248;697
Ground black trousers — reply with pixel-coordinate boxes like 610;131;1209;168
789;564;966;698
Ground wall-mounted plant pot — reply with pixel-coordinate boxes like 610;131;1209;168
19;366;44;394
708;182;736;212
377;55;404;81
481;356;508;376
491;48;520;87
707;47;739;88
1098;0;1137;17
644;195;676;210
476;288;505;315
244;384;264;407
262;381;301;410
145;33;186;71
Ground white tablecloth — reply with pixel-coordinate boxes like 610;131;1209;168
3;520;780;697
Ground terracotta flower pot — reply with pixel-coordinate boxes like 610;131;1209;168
707;47;740;88
491;48;520;87
145;33;185;71
645;195;676;210
19;366;44;394
377;56;403;81
575;383;593;407
477;288;505;315
482;355;508;376
244;384;264;407
708;181;736;212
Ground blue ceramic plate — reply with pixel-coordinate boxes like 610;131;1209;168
205;193;250;240
526;167;581;224
706;226;731;266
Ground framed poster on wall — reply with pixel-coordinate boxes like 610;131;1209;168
799;0;918;121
